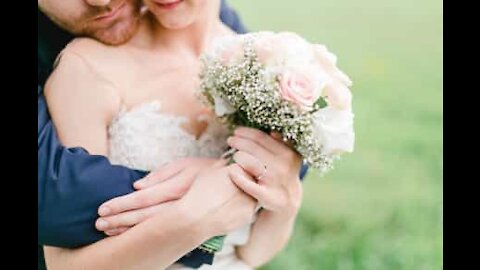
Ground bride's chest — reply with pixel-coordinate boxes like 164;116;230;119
107;101;230;171
118;65;208;134
103;57;231;170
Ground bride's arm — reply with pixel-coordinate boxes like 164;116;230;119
226;128;304;268
45;48;119;156
43;201;210;270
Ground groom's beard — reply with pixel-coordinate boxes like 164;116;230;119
76;0;143;45
44;0;143;46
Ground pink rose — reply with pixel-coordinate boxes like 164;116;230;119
279;68;324;110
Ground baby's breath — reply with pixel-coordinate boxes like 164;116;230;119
199;35;340;173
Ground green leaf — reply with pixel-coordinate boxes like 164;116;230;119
315;97;328;109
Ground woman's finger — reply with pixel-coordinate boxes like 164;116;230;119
270;131;296;149
232;151;270;183
228;165;269;201
234;127;290;155
227;135;272;161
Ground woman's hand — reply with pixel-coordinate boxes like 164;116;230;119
227;127;304;218
226;127;304;267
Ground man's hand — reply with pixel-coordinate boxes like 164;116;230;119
95;158;224;235
178;164;258;237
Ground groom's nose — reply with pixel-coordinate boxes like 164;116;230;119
85;0;112;6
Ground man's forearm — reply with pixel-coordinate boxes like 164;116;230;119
220;0;248;34
45;201;210;270
38;86;148;247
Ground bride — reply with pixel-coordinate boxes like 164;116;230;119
43;0;304;269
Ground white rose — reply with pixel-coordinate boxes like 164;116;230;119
313;106;355;155
213;95;236;116
253;32;313;67
312;44;353;110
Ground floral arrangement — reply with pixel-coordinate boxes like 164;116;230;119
196;31;355;253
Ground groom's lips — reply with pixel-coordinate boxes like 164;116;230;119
153;0;184;10
94;1;127;22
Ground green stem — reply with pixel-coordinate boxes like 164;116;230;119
198;235;227;254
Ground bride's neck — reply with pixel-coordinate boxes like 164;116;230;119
130;2;222;56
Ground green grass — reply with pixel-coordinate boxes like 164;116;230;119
229;0;442;269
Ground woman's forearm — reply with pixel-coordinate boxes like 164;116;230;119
44;201;210;270
236;209;298;268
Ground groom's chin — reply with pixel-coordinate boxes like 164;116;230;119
89;16;140;46
84;1;143;46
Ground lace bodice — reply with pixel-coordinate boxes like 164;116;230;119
108;101;230;171
107;100;252;270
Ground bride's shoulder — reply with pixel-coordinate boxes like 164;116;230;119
65;37;112;55
54;38;110;68
51;37;122;90
46;37;122;107
45;38;123;121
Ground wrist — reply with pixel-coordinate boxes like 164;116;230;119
176;197;232;243
259;205;298;224
175;199;213;242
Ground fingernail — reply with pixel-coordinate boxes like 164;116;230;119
96;219;109;230
133;180;144;188
105;229;118;236
271;133;281;140
98;206;110;216
135;175;151;187
227;137;235;144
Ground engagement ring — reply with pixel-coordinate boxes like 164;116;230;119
256;164;267;180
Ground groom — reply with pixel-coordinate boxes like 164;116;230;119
38;0;308;269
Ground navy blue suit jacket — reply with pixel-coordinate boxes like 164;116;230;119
38;1;308;268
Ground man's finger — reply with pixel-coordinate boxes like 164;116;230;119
105;227;131;236
98;179;185;216
133;158;192;190
96;205;161;231
213;158;228;169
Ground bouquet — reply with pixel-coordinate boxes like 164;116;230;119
197;31;355;253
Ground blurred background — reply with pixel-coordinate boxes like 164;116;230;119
229;0;442;269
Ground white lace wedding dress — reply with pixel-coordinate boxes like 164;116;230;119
107;100;253;270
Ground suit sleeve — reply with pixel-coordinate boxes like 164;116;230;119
38;85;148;248
220;0;249;34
